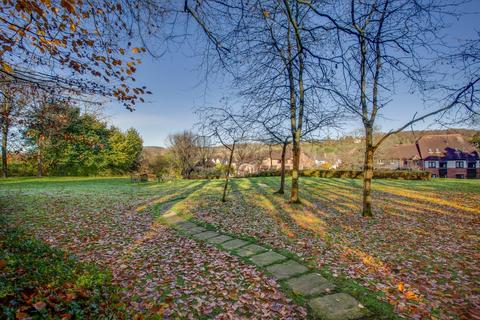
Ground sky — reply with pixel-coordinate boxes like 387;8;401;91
104;2;480;147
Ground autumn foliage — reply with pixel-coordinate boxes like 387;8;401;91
0;0;148;109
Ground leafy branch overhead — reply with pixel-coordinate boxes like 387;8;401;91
0;0;151;109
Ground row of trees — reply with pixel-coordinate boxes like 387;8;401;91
181;0;479;216
0;83;143;177
1;1;478;217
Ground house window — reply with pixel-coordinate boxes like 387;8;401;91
427;161;436;168
428;148;432;153
377;159;384;164
455;161;464;168
439;162;447;168
456;174;465;179
467;162;476;168
431;174;437;178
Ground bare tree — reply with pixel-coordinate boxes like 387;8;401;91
184;0;336;203
197;105;249;202
304;0;468;216
247;99;338;194
167;130;202;179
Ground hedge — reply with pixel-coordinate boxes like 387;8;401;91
244;169;431;180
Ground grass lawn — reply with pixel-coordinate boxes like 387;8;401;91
0;177;305;319
1;177;478;319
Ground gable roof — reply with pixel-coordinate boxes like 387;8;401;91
417;134;479;161
391;144;420;160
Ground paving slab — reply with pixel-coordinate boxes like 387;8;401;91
175;221;198;230
285;273;335;296
309;293;367;320
235;244;267;257
221;239;249;250
266;260;308;280
183;226;207;234
249;251;287;267
207;234;233;244
192;231;220;240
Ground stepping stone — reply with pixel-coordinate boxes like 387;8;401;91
286;273;335;296
192;231;220;240
183;226;207;234
221;239;249;250
266;260;308;280
309;293;368;320
249;251;287;267
236;244;267;257
207;235;233;244
175;221;197;230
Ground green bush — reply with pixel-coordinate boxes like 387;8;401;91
244;169;430;180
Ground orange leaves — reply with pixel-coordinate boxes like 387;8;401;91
60;0;75;14
131;47;145;54
397;282;421;301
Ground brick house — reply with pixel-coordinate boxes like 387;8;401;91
386;134;480;178
259;149;315;171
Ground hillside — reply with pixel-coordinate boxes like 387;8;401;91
303;129;479;168
141;129;479;168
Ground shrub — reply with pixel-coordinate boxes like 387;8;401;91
243;169;430;180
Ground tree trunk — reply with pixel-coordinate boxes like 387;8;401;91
222;142;235;202
37;141;43;178
362;126;374;217
1;119;7;178
268;145;273;170
290;136;301;203
276;141;288;194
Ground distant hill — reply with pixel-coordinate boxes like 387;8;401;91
140;129;479;169
303;128;479;167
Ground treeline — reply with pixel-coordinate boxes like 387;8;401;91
1;85;143;177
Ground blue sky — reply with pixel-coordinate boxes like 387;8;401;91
105;2;480;147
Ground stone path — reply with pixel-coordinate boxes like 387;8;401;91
164;218;369;320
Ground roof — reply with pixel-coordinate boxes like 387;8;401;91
391;144;420;160
385;134;479;161
417;134;479;161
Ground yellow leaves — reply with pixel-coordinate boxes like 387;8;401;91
70;23;76;32
397;282;405;292
263;10;270;18
2;62;13;73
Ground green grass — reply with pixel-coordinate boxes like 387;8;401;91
0;216;125;319
1;176;478;319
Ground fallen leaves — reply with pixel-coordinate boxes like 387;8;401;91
185;177;480;320
1;178;306;318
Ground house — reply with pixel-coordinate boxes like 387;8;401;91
384;134;480;178
259;149;315;171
